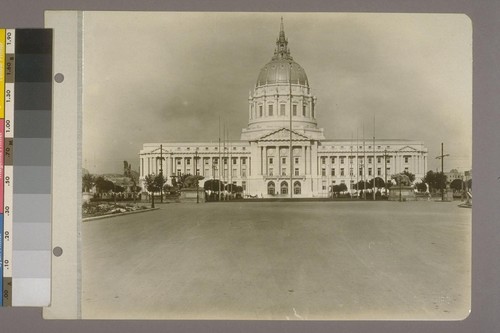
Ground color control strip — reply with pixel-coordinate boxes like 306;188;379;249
1;29;52;307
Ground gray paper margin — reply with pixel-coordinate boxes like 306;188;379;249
0;0;498;333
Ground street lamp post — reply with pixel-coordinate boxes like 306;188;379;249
156;144;166;203
435;142;450;201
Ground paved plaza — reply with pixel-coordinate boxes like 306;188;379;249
81;201;471;320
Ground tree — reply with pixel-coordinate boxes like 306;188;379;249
82;173;95;193
144;173;167;208
369;177;385;189
355;180;367;190
331;183;347;196
95;176;114;194
114;185;126;193
123;160;140;202
450;179;464;192
415;181;428;192
423;170;447;193
204;179;225;192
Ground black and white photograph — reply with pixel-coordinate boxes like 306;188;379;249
79;12;471;320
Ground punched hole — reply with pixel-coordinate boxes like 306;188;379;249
54;73;65;83
53;246;63;257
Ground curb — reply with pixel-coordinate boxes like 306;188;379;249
83;207;159;222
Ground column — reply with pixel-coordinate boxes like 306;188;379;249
302;146;306;175
311;142;318;178
139;156;143;177
260;146;264;175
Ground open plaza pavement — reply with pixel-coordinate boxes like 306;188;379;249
82;200;471;320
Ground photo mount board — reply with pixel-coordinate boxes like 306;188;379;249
43;11;471;320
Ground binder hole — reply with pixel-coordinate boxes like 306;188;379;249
53;246;63;257
54;73;65;83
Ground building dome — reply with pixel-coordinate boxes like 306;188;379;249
256;19;309;87
256;60;308;87
241;18;325;141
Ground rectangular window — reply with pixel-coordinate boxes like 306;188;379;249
196;169;200;176
331;168;336;176
359;167;363;176
268;104;273;116
349;168;353;176
294;168;299;176
321;156;326;164
340;157;345;164
232;157;237;164
280;104;286;116
322;168;326;176
282;157;286;165
223;158;227;165
242;181;246;191
404;156;409;163
377;168;381;176
368;157;372;164
242;158;246;165
331;156;336;164
377;156;381;164
302;105;306;116
368;168;372;176
269;168;273;176
242;169;246;177
259;105;263;117
341;168;345;176
269;157;273;165
294;157;299;164
387;167;391;174
322;180;327;190
232;168;237;177
281;168;286;176
177;169;181;176
293;104;297;116
177;159;181;165
405;167;409;172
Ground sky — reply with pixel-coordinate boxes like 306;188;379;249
82;12;472;175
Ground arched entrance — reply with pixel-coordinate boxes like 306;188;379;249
294;181;301;195
267;181;275;195
280;181;288;195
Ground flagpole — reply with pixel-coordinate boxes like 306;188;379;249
218;116;221;201
289;61;293;198
363;121;366;200
373;114;376;200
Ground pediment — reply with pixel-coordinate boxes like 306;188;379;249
258;128;311;142
398;145;418;152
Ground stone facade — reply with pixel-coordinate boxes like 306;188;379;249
139;20;428;198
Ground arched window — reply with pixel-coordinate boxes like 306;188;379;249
267;181;275;195
280;181;288;195
294;181;301;195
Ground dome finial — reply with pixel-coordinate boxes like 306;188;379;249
273;17;292;61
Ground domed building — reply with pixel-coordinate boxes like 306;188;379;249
139;20;428;198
